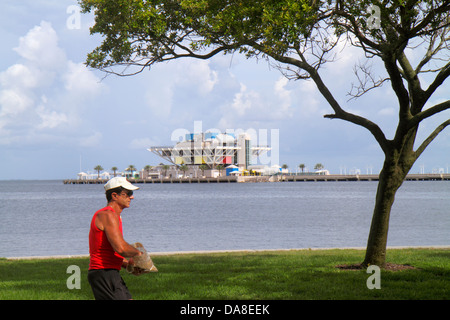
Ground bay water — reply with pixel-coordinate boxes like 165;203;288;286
0;180;448;258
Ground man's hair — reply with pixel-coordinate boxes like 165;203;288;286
106;186;124;202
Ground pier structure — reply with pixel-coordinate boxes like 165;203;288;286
63;173;450;184
280;173;450;182
148;132;271;178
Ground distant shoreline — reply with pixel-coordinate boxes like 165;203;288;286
63;173;450;184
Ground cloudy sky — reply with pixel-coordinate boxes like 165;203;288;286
1;0;449;180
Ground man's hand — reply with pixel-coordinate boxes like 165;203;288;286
131;266;147;276
126;259;147;276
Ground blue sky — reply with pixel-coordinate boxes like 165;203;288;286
1;0;449;180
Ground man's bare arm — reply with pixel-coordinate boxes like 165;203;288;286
96;211;142;258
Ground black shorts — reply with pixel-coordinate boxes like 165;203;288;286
88;269;132;300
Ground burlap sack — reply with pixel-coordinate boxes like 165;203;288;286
126;242;158;275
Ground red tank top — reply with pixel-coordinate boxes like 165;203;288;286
89;206;124;270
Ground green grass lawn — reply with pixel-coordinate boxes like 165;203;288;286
0;248;448;300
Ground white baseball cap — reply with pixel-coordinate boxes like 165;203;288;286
104;177;140;191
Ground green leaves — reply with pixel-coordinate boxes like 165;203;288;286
79;0;317;70
79;0;450;77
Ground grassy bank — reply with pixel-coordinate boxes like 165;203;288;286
0;248;448;300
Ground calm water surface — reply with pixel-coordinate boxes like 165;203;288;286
0;180;448;257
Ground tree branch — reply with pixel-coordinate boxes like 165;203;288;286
424;60;450;101
414;118;450;160
259;37;391;154
348;61;390;101
415;27;450;74
409;100;450;129
409;1;450;37
305;66;390;154
324;111;391;154
383;54;411;119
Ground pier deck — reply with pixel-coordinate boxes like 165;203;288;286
282;173;450;182
63;173;450;185
64;176;239;184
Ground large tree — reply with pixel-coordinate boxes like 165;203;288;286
79;0;450;267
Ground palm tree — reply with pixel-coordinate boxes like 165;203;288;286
179;165;189;178
314;163;324;171
216;164;224;176
111;166;118;177
94;165;103;179
199;164;208;177
161;164;170;178
126;165;136;179
299;164;306;174
144;165;152;178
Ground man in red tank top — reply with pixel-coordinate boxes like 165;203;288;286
88;177;143;300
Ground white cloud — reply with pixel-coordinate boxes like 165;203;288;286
230;83;254;116
294;79;323;118
328;36;366;77
274;77;294;115
0;64;40;89
218;76;296;128
144;59;220;119
36;105;68;129
176;60;219;95
0;21;104;146
0;89;33;117
63;61;103;96
14;21;66;69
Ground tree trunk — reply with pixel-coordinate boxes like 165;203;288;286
362;152;411;267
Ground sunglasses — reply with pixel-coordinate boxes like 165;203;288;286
115;189;133;197
123;190;133;197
